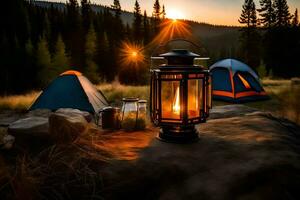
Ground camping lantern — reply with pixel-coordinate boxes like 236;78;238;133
150;49;211;143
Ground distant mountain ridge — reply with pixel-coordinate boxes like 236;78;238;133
32;1;240;39
32;1;134;25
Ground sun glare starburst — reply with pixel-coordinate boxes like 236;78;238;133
150;19;192;46
120;42;145;66
167;9;185;21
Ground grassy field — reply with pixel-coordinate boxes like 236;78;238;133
0;79;299;124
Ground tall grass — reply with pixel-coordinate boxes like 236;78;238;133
0;92;39;111
0;82;149;111
96;81;149;106
0;126;112;199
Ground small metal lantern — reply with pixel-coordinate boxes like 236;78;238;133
150;49;212;143
121;98;139;130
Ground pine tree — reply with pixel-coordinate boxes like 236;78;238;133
239;0;257;27
52;35;69;75
111;0;121;18
66;0;82;69
273;0;292;26
81;0;92;31
239;0;261;69
292;8;299;27
67;0;80;28
25;39;33;57
153;0;160;19
85;24;100;83
257;0;275;28
125;23;132;40
152;0;161;33
110;0;124;43
162;5;166;19
97;32;110;81
133;0;142;42
143;10;150;44
36;36;52;86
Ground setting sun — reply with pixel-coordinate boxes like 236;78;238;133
166;9;184;20
132;51;137;57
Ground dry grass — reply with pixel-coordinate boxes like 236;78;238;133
0;126;114;200
262;78;291;95
0;79;299;124
96;81;149;106
0;92;39;111
0;82;149;111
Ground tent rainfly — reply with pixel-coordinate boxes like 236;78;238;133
210;59;269;103
30;70;109;113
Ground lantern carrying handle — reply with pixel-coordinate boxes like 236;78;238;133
150;38;208;69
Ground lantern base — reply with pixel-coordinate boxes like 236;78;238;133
157;125;199;143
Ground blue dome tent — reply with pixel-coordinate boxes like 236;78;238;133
210;59;269;103
30;70;109;113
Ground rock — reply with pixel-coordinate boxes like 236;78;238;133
1;135;15;149
99;106;300;199
49;111;88;143
56;108;93;123
0;110;24;127
209;105;258;120
27;109;52;118
8;117;49;137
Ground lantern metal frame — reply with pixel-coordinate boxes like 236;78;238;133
150;50;212;143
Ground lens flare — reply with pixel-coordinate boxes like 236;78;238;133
120;42;145;66
150;19;192;46
167;9;184;21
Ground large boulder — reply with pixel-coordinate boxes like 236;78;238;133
99;105;300;200
26;109;52;118
49;110;89;143
56;108;93;122
0;110;24;127
8;117;49;137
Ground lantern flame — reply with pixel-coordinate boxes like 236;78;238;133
173;86;180;114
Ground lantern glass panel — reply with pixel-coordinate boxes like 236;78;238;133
207;77;212;109
161;81;181;120
188;79;203;119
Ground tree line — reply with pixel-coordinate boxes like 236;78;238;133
0;0;166;95
239;0;300;77
1;0;299;95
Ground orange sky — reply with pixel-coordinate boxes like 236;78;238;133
47;0;300;26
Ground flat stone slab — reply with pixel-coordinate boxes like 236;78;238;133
209;104;259;119
97;106;300;200
0;110;25;127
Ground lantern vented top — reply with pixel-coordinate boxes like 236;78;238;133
159;49;200;66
